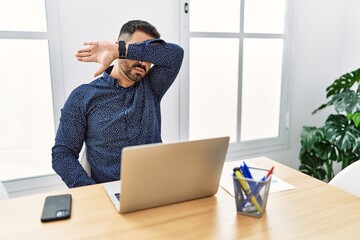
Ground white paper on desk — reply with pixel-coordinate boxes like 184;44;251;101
220;160;296;197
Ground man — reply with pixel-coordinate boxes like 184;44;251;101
52;20;184;188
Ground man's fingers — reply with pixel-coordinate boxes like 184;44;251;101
76;57;85;62
77;42;95;54
76;47;92;54
75;51;92;57
83;41;94;46
76;55;94;62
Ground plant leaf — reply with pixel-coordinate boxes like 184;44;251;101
299;148;327;181
313;140;338;161
352;112;360;127
332;88;360;114
312;101;333;115
326;68;360;98
338;149;360;167
333;90;352;113
300;126;324;151
324;114;360;150
313;68;360;114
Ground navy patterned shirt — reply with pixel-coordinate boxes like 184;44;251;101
52;39;184;188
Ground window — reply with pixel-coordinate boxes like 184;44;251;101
0;0;63;180
180;0;291;158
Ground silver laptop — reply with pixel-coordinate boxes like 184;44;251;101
103;136;230;213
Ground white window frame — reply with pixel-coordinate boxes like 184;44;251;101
0;0;65;124
1;0;66;195
179;0;293;160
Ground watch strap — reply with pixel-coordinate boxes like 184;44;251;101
118;41;126;59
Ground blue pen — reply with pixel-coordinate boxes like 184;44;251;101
240;163;256;192
242;163;261;200
238;163;264;208
242;163;254;183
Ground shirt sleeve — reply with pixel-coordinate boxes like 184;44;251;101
51;86;96;188
127;39;184;100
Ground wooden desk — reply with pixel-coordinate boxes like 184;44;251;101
1;157;360;240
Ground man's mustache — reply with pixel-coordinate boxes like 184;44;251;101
132;63;146;71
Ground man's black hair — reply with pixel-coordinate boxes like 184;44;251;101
118;20;160;41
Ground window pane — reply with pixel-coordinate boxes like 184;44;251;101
189;38;239;142
240;38;283;141
0;0;47;32
190;0;240;33
0;39;55;180
244;0;286;34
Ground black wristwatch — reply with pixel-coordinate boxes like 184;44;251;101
118;41;126;59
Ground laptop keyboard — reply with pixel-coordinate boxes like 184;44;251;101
115;193;120;201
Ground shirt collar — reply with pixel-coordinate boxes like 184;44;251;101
102;66;140;89
102;66;117;87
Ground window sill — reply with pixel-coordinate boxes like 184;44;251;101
3;174;67;198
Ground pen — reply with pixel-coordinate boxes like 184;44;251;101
239;165;255;189
241;166;274;208
241;163;255;188
241;163;263;205
233;168;262;213
259;166;274;182
242;162;253;179
265;166;274;180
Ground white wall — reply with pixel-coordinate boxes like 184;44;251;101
341;0;360;72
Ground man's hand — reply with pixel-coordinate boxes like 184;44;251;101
75;41;119;77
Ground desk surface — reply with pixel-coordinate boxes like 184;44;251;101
1;157;360;240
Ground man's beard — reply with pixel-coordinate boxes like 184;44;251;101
122;63;147;82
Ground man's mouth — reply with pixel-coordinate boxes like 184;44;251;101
133;64;146;74
134;67;145;74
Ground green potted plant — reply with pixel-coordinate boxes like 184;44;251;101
299;68;360;182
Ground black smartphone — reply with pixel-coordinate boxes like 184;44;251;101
41;194;72;222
